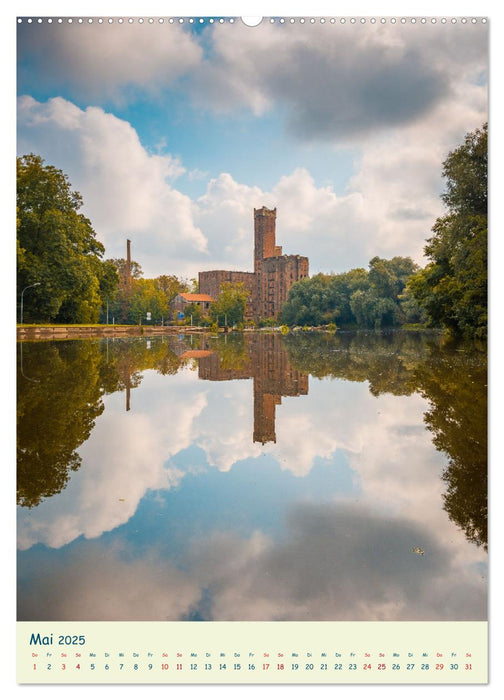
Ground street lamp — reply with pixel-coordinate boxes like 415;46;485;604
20;282;40;324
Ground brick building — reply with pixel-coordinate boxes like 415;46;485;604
199;207;309;321
197;270;256;319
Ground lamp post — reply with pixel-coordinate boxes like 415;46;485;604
20;282;40;324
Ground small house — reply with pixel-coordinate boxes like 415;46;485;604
172;292;214;321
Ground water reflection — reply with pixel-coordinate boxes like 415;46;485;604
17;340;106;508
17;331;487;621
195;334;308;444
415;346;487;550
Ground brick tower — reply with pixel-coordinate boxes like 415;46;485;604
199;206;309;322
254;206;281;272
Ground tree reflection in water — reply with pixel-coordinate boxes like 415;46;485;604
282;330;487;550
17;331;487;551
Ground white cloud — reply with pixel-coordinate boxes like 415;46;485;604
18;543;201;621
18;21;487;145
17;345;487;621
17;369;208;550
18;502;486;621
192;21;487;140
18;505;487;622
345;86;487;262
16;20;488;279
188;504;486;621
194;166;428;276
18;48;487;279
17;95;208;275
17;21;202;102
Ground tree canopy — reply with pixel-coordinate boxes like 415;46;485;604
280;257;421;328
107;266;188;324
17;154;117;323
408;124;487;338
210;282;249;326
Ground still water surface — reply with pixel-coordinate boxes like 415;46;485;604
17;331;487;621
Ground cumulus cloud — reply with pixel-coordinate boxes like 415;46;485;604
17;356;486;622
17;20;202;102
195;166;430;275
18;541;201;621
17;21;487;280
193;168;378;275
17;369;208;550
192;20;487;141
17;363;468;553
18;503;486;621
18;20;487;145
189;503;486;621
16;95;393;276
17;95;209;275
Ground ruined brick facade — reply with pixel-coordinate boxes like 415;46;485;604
199;207;309;320
198;270;256;318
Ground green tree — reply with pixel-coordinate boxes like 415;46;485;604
210;282;249;326
17;154;114;323
109;257;143;282
280;274;331;326
409;124;487;338
107;257;143;323
156;274;187;302
95;259;119;323
280;269;369;326
155;275;187;323
350;289;397;329
329;268;369;324
398;283;428;324
280;258;416;329
107;268;187;324
368;256;418;299
350;256;419;328
126;278;166;324
184;302;209;326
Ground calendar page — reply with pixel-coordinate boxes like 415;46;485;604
15;4;489;687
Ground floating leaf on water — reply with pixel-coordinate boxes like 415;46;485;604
412;546;425;556
118;498;125;502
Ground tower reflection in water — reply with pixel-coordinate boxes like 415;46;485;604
184;333;309;445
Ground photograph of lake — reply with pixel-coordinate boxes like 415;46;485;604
17;330;487;621
16;13;488;634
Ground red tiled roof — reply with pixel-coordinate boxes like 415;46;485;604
180;350;215;359
179;293;214;302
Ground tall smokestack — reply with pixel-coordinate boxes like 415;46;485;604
126;239;131;285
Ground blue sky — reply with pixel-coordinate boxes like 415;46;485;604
16;15;488;279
